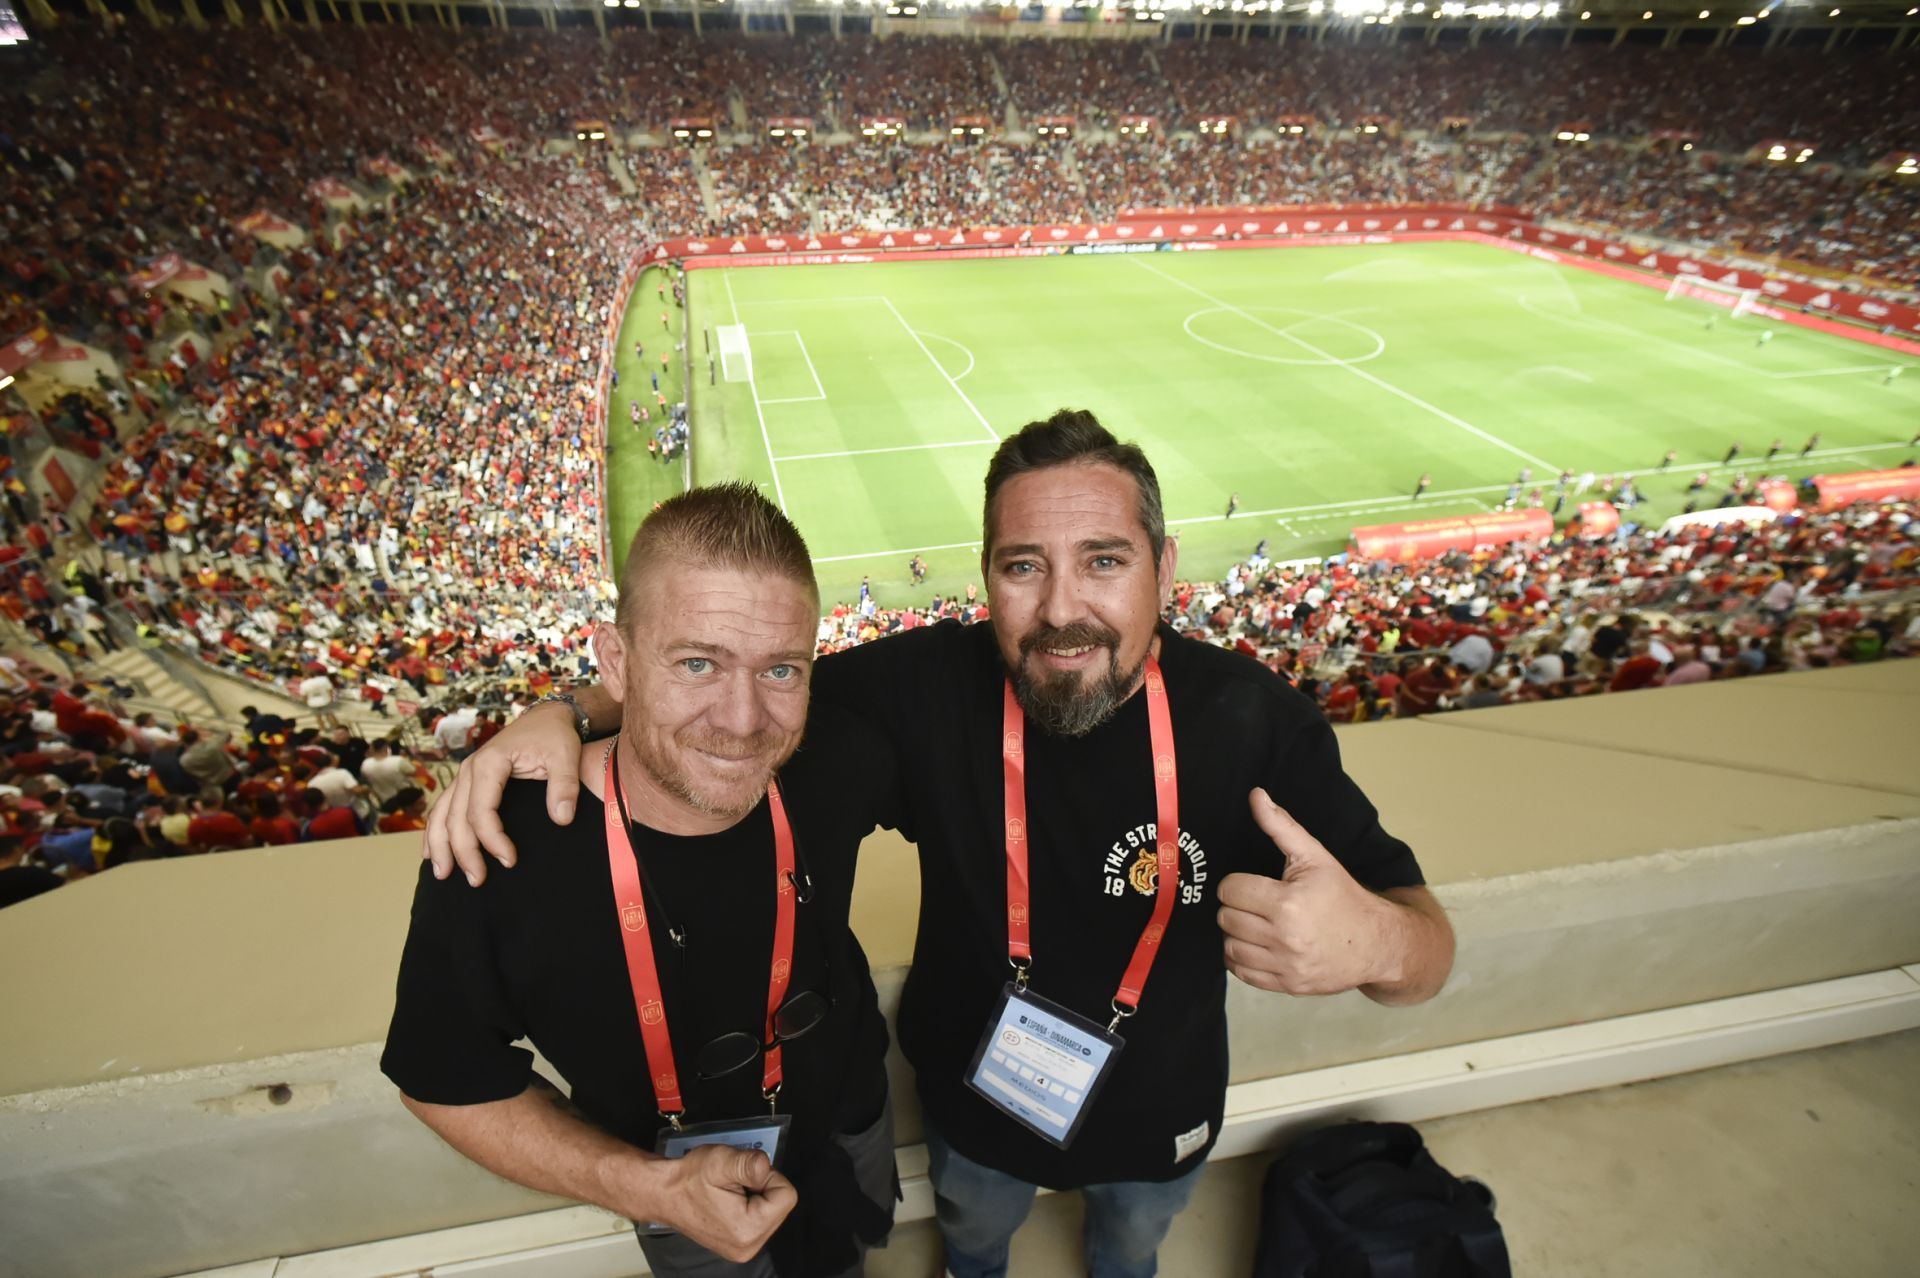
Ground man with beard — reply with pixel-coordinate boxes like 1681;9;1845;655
427;411;1454;1278
382;484;896;1277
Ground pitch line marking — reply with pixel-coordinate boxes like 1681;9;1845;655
877;295;999;442
776;440;996;462
743;330;827;403
792;331;827;400
814;538;981;565
1517;294;1918;379
1182;306;1388;367
916;332;977;381
723;270;789;514
1134;257;1558;474
809;440;1913;564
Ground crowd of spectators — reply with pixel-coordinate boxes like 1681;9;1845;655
3;22;1917;751
0;657;459;911
810;501;1919;725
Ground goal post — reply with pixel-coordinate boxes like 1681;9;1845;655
1664;273;1760;318
716;324;753;383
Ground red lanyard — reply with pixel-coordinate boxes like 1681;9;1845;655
1002;654;1179;1030
602;742;797;1125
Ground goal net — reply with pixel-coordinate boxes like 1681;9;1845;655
1664;273;1761;318
716;324;753;383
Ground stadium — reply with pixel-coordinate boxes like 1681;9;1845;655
0;1;1917;1275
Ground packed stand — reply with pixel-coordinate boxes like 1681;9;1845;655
828;36;1001;131
998;39;1171;126
0;662;466;911
808;503;1918;725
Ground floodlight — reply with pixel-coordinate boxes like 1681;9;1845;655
950;126;964;135
1682;142;1694;151
0;375;13;391
770;128;786;137
970;127;985;135
1575;132;1590;141
862;127;877;136
1736;13;1754;21
1642;10;1651;17
696;129;712;138
1580;9;1590;16
903;3;918;10
1697;9;1708;17
1556;130;1575;140
603;0;618;7
674;128;691;138
794;128;807;136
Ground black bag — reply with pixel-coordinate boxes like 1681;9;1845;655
1251;1121;1511;1278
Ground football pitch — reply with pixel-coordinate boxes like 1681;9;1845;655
606;240;1918;607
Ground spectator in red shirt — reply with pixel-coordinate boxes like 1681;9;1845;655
186;793;253;852
302;788;364;842
248;793;301;846
1608;643;1666;693
1395;659;1458;719
377;787;429;834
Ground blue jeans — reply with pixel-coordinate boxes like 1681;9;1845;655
923;1121;1206;1278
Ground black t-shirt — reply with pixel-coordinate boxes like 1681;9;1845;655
811;620;1423;1190
0;864;62;909
380;705;893;1262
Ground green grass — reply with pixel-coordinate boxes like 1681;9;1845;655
604;265;693;563
608;241;1918;607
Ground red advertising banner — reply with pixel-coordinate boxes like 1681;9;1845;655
651;205;1529;267
1574;502;1620;538
128;255;186;292
235;209;297;236
306;178;358;204
1758;480;1800;513
41;456;76;506
645;203;1920;350
1811;468;1920;513
1350;509;1555;561
0;327;54;378
1502;223;1920;345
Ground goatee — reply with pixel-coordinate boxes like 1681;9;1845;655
1010;621;1143;737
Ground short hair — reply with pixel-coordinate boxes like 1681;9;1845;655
982;409;1166;561
615;481;816;632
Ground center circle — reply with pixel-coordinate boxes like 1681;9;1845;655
1182;307;1387;367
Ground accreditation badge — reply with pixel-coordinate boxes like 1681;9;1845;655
964;982;1125;1150
637;1114;794;1235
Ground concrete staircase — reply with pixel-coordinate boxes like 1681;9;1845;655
691;147;721;223
987;50;1022;134
605;151;637;196
89;647;219;722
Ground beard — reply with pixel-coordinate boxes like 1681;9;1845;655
1009;620;1144;738
630;723;797;823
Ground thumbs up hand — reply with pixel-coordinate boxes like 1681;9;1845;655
1216;789;1399;997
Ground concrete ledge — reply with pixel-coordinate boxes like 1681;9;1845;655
159;968;1920;1278
1;664;1916;1277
